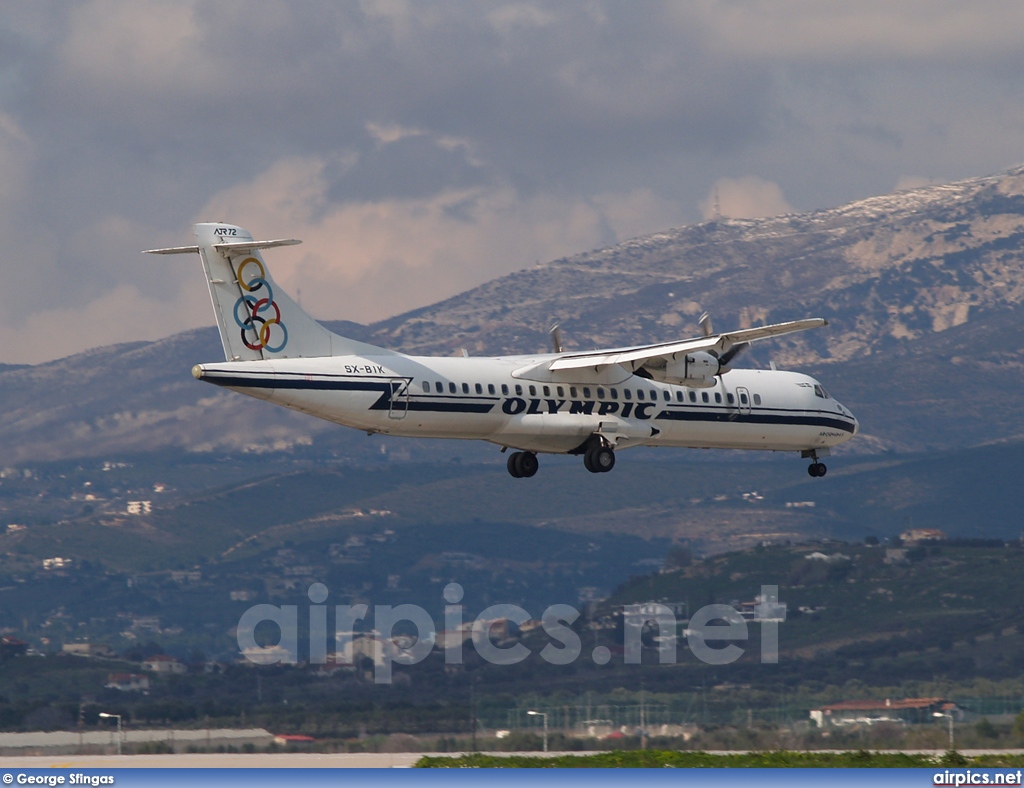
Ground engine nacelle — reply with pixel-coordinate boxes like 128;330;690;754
663;351;721;387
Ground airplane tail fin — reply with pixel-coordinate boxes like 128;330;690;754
146;223;389;361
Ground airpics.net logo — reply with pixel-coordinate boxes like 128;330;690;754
236;583;785;684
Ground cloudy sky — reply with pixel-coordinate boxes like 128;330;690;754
2;1;1024;363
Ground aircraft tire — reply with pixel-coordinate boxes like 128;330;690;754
507;452;524;478
595;447;615;473
808;462;827;478
585;445;615;473
518;452;539;478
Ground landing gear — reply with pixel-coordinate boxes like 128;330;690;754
802;448;828;478
506;451;538;478
584;444;615;474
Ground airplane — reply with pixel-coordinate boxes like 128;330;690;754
145;223;858;478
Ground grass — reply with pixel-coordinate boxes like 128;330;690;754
415;749;1024;768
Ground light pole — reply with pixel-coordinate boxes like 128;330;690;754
527;710;548;752
933;711;954;750
98;712;122;755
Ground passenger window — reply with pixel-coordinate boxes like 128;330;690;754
624;389;632;400
675;391;683;402
689;391;696;403
449;382;457;394
570;387;578;397
543;385;550;396
610;388;618;400
462;383;470;394
501;384;509;395
597;388;605;398
557;386;565;397
740;392;748;405
488;384;496;395
529;385;536;396
583;387;592;398
753;393;761;405
637;390;645;401
715;392;722;403
650;390;658;400
421;381;430;392
475;383;483;394
515;384;523;396
435;382;444;393
701;392;709;403
727;393;735;404
663;391;670;402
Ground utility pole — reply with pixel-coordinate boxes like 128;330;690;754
527;710;548;753
640;690;647;751
470;680;477;752
98;712;122;756
934;712;955;750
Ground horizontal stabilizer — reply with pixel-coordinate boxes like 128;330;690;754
144;239;301;256
213;239;301;252
143;245;200;255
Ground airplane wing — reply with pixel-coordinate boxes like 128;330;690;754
547;318;827;374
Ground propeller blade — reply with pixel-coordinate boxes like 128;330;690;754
698;312;713;338
549;323;564;354
718;342;750;369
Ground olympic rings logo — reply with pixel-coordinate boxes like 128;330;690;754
232;257;289;352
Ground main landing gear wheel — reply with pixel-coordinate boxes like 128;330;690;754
507;451;538;478
584;445;615;474
808;462;827;478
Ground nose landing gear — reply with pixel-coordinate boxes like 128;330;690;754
808;462;827;478
802;448;829;478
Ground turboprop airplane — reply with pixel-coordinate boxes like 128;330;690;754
145;223;858;478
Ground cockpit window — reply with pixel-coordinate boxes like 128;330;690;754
813;384;831;399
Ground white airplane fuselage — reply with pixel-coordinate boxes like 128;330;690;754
194;353;858;456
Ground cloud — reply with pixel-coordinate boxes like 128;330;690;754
683;1;1024;64
197;155;686;325
0;281;209;364
894;175;935;192
3;1;1024;365
699;176;794;221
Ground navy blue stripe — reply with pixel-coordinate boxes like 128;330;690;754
655;408;856;433
407;401;494;414
203;374;495;414
206;375;386;393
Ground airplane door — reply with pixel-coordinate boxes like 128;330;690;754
388;379;409;420
736;386;752;416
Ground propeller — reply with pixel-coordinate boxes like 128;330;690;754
718;342;750;369
699;311;748;371
549;323;564;354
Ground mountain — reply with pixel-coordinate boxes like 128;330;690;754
5;166;1024;462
